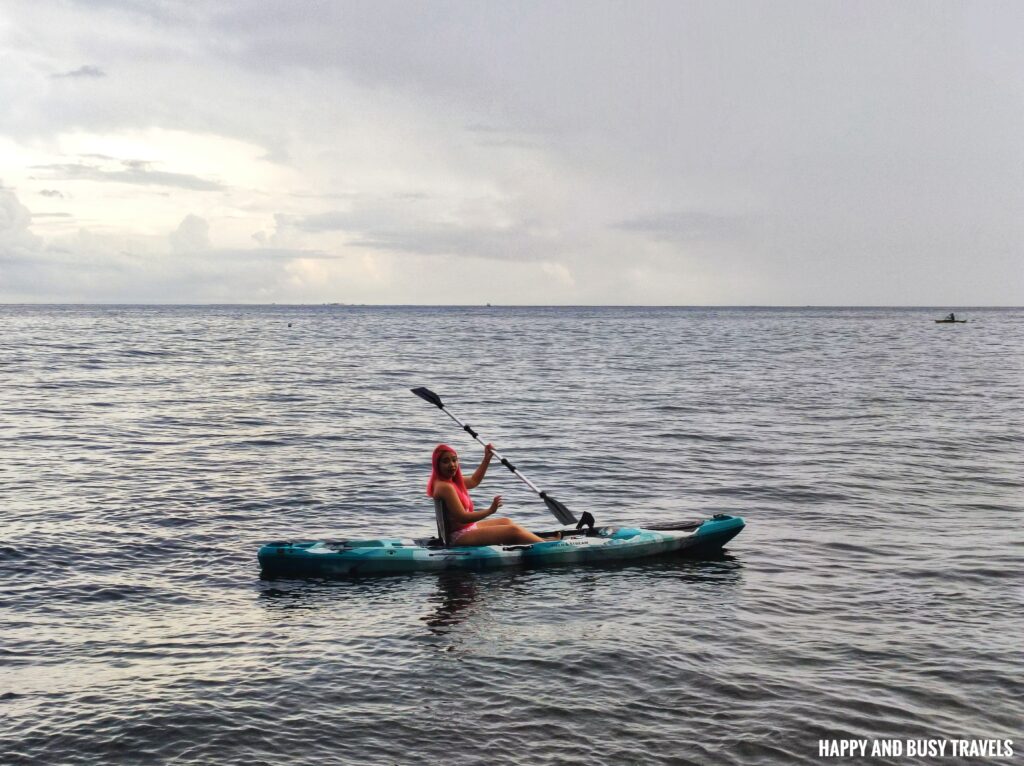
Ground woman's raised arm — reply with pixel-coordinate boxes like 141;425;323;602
464;443;495;489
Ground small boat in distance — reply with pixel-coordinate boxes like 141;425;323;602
935;312;967;324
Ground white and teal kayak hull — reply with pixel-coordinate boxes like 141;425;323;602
258;514;744;578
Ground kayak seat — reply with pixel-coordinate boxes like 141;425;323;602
434;498;453;548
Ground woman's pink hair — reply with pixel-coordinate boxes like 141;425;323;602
426;443;474;512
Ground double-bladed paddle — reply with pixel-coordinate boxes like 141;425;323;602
411;387;581;527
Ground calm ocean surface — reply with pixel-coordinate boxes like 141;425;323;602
1;305;1021;766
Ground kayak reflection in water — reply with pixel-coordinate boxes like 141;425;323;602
427;443;555;546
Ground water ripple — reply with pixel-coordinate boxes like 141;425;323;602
1;306;1022;765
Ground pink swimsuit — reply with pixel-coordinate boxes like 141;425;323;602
449;522;479;543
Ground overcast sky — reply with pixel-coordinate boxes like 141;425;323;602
1;0;1022;304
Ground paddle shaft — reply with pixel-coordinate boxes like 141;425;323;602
411;387;578;525
433;405;546;497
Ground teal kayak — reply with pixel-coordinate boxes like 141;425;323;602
258;514;744;578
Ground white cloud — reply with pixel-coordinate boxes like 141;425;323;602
0;183;42;260
169;214;210;253
540;262;574;288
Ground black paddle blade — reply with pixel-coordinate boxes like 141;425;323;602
411;387;444;408
543;494;577;525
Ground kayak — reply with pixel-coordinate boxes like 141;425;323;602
259;515;744;578
258;514;744;578
935;319;967;323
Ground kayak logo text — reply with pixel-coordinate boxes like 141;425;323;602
818;739;1014;759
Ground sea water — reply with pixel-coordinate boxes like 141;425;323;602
1;305;1021;765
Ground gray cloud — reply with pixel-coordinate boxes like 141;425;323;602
40;189;65;198
276;203;556;262
345;224;534;260
51;65;106;79
614;212;750;243
285;211;351;234
216;247;342;261
474;138;544;150
32;162;225;191
464;124;549;149
464;124;547;135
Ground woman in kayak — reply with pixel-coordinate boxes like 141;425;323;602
428;443;553;546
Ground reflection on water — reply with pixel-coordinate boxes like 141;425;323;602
255;575;419;613
422;571;482;634
254;552;745;646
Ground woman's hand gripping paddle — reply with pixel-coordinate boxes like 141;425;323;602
411;387;590;529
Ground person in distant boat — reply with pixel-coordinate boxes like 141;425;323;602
427;443;554;546
947;313;956;321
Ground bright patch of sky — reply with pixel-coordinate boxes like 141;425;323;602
1;0;1022;304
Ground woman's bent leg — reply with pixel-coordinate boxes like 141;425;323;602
452;523;546;546
478;518;562;540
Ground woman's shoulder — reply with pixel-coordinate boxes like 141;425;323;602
431;480;458;500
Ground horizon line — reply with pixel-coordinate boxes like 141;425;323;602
0;302;1020;309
